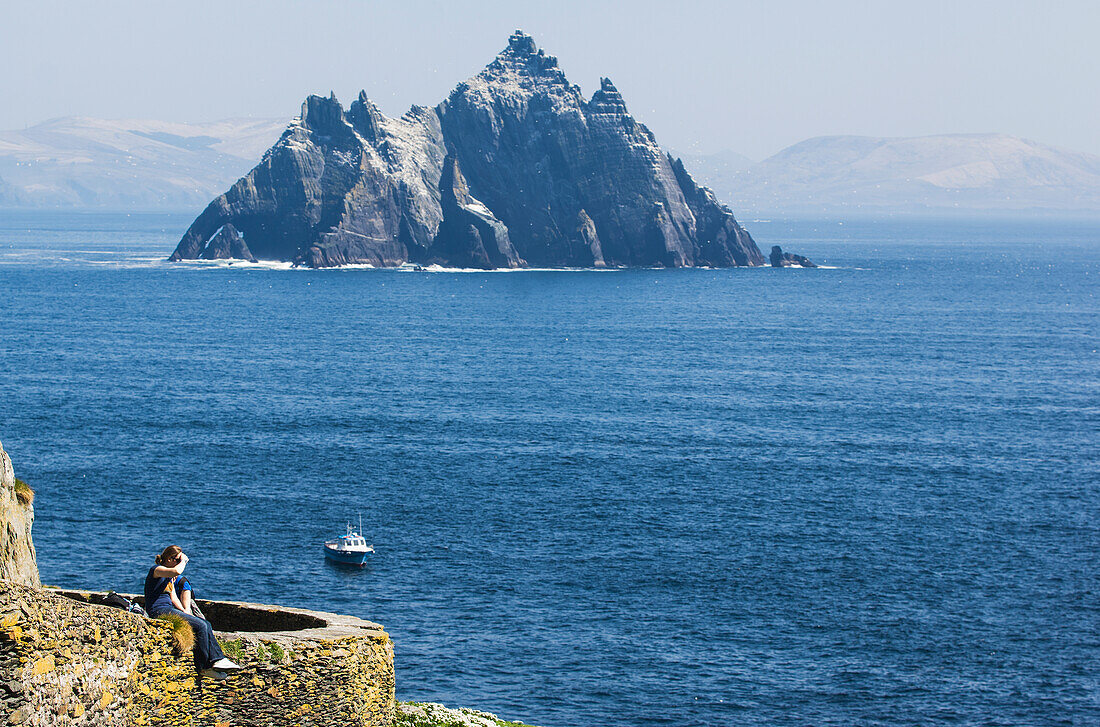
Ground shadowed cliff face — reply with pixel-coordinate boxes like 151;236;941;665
170;31;763;269
0;440;39;587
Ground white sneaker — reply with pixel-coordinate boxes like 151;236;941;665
211;658;242;671
201;668;228;681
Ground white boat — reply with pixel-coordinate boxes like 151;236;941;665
323;517;374;566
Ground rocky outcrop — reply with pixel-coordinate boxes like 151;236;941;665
170;31;764;269
769;245;817;268
198;223;256;261
396;703;539;727
0;440;38;587
424;156;524;269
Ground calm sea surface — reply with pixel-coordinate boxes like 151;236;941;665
0;211;1097;726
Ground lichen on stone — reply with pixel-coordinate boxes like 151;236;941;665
3;583;396;726
396;702;539;727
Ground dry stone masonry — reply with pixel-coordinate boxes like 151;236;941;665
0;583;192;726
0;585;394;726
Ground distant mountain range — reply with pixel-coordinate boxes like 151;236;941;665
3;116;1099;216
0;116;284;209
681;134;1100;216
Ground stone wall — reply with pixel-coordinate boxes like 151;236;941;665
0;441;38;587
0;582;192;725
1;583;394;726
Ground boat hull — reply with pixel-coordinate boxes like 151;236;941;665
323;545;370;566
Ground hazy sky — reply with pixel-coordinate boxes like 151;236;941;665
2;0;1097;159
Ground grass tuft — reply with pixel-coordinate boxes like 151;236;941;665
13;478;33;505
157;614;194;656
219;637;245;663
267;641;286;663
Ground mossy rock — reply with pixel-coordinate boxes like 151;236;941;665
13;478;33;505
396;702;538;727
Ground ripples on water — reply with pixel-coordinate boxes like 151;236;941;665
0;211;1097;726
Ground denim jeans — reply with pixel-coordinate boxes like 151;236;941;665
149;605;225;670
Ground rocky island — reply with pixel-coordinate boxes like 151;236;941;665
170;31;766;269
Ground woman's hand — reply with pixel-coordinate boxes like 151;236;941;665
152;552;189;579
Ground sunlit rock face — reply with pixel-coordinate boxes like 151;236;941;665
170;31;764;269
0;440;39;587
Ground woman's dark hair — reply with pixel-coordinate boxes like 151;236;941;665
155;545;183;565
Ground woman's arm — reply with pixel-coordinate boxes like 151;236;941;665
168;578;186;612
151;553;188;579
180;588;192;613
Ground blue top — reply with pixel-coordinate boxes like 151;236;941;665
144;566;176;616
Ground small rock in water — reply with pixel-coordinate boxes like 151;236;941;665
769;245;817;267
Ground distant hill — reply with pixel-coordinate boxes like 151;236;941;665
690;134;1100;216
0;116;285;209
3;117;1099;217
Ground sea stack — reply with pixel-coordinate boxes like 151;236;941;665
170;31;765;269
769;245;817;267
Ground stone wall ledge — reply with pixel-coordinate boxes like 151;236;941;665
47;587;387;644
4;582;395;726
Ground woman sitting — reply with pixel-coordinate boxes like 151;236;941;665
144;545;241;679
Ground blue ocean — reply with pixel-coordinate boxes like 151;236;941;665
0;211;1097;726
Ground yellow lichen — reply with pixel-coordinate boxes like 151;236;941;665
30;653;55;676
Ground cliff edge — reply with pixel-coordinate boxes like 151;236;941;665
170;31;764;270
0;441;38;587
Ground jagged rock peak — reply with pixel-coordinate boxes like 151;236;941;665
769;245;817;268
476;30;569;88
199;223;256;262
589;77;629;114
507;29;537;54
349;91;385;142
301;92;347;131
